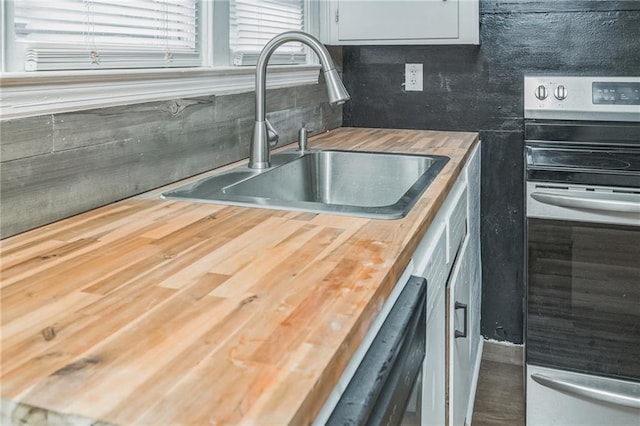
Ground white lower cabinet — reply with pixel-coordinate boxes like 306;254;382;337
414;143;481;426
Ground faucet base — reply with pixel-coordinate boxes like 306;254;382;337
249;121;271;169
248;160;270;169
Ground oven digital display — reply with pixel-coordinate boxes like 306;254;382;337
592;82;640;105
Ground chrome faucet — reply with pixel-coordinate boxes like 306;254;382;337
248;31;350;169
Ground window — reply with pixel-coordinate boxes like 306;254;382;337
4;0;310;72
10;0;200;71
230;0;305;66
0;0;321;120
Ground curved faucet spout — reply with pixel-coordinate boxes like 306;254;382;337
249;31;350;169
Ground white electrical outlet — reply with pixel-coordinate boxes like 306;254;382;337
405;63;423;92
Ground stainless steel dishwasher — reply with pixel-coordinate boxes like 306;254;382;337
326;274;427;426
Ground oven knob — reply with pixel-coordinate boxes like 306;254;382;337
535;85;548;100
554;85;568;100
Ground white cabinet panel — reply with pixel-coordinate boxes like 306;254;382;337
337;0;458;41
320;0;479;45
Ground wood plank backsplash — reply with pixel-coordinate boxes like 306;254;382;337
0;82;342;238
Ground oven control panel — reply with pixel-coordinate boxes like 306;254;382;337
592;82;640;105
525;76;640;121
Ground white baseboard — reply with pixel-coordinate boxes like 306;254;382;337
465;338;484;426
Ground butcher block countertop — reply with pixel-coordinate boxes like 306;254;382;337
0;127;478;425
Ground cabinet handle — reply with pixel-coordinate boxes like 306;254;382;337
454;302;467;339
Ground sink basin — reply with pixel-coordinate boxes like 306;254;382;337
162;149;449;219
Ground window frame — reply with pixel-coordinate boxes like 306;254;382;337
0;0;322;121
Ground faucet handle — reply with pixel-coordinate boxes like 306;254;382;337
265;119;279;147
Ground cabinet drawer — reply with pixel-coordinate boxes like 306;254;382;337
413;217;444;269
447;185;468;264
413;168;468;300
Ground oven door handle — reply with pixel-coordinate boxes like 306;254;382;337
530;192;640;214
531;374;640;409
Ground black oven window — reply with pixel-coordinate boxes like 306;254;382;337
527;218;640;381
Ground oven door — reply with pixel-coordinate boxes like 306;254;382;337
526;183;640;381
526;184;640;424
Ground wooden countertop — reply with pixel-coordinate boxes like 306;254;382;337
0;127;478;425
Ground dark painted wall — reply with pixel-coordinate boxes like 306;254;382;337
341;0;640;343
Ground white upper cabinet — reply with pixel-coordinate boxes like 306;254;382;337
319;0;479;45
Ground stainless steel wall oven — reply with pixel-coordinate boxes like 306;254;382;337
524;76;640;425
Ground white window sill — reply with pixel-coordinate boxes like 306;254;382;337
0;65;322;121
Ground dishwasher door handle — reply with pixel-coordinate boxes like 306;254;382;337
531;373;640;409
530;191;640;214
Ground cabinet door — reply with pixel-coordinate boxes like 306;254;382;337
448;238;471;426
465;144;483;382
337;0;459;41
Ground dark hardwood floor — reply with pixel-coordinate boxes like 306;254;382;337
472;342;525;426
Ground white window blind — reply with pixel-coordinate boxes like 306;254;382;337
13;0;200;71
229;0;305;66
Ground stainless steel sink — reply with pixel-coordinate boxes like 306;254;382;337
162;149;449;219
